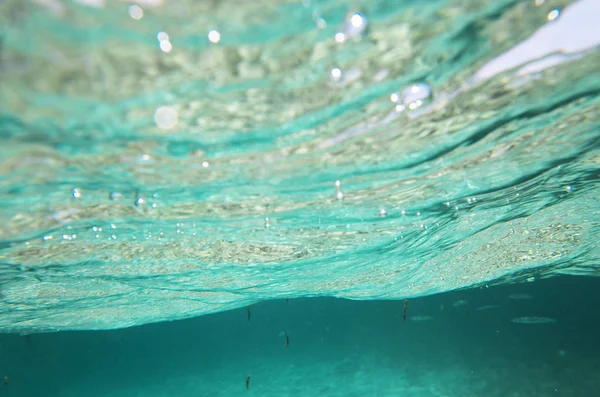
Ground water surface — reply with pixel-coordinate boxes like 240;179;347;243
0;0;598;334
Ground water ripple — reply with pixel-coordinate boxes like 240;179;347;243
0;0;598;332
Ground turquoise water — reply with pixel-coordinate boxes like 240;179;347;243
0;0;599;395
2;277;600;396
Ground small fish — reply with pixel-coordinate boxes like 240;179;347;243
245;375;250;390
283;329;289;348
508;294;532;300
453;300;468;307
512;316;556;324
3;376;7;386
475;305;500;311
247;307;251;322
403;300;408;323
410;315;434;322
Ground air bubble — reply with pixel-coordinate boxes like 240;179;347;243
547;8;560;22
154;106;178;130
159;40;172;53
157;31;172;53
329;67;343;83
208;29;221;44
265;217;271;228
390;82;433;111
343;11;368;40
157;32;169;42
334;180;344;200
128;4;143;20
379;209;387;217
334;32;345;43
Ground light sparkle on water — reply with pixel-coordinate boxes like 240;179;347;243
208;30;221;43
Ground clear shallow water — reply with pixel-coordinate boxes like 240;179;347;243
1;276;599;396
0;0;599;337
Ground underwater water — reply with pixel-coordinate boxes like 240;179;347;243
0;0;599;395
1;276;600;396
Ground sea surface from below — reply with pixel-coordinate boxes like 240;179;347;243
0;0;598;335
